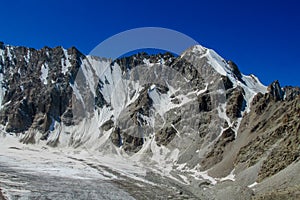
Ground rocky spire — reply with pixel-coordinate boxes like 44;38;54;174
267;80;284;101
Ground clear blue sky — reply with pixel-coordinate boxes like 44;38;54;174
0;0;299;86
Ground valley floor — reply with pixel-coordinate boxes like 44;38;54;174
1;134;299;200
0;135;200;200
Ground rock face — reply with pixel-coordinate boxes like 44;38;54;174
236;85;300;179
0;42;299;199
226;86;245;120
0;45;83;136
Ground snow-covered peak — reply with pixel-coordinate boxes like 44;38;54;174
208;49;267;94
190;45;208;55
62;49;71;75
182;45;267;94
180;44;268;115
180;45;207;59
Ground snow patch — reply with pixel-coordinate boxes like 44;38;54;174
143;58;151;65
40;63;48;84
206;49;227;76
25;49;30;63
189;165;217;185
70;82;85;106
248;182;258;188
240;74;267;113
0;73;5;110
6;46;13;61
62;49;71;75
219;169;236;182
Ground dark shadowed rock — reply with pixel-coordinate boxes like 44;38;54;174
198;92;212;112
0;41;4;50
155;125;177;146
227;60;242;80
221;75;233;90
226;86;245;120
101;119;114;131
267;80;284;101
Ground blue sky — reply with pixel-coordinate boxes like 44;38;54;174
0;0;299;86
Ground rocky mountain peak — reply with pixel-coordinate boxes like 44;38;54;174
267;80;284;101
114;51;176;72
283;86;300;101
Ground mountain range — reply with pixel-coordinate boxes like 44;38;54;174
0;41;299;200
